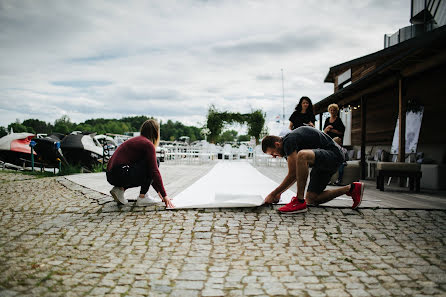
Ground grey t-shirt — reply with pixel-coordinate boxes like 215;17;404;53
282;126;342;157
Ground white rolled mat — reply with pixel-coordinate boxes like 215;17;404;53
171;161;295;209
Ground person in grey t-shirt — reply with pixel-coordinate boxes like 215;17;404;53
261;126;364;213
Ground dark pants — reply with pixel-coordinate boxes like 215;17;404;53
106;158;160;195
338;163;346;181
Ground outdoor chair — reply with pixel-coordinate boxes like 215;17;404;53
238;144;249;159
223;144;233;160
253;145;271;166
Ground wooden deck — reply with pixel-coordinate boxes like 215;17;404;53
254;164;446;209
66;160;446;210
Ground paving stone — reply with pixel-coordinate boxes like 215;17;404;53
170;289;199;297
201;288;225;296
0;170;445;297
89;287;110;295
325;288;349;296
243;287;265;295
175;281;204;290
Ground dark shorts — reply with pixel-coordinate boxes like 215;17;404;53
308;148;344;194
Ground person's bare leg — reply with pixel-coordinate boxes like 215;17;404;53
296;150;315;200
306;185;351;205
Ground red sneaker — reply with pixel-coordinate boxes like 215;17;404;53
346;182;364;209
278;197;307;214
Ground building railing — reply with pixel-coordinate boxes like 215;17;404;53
384;24;425;48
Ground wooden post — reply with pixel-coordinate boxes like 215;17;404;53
398;77;406;162
319;113;323;131
360;96;367;180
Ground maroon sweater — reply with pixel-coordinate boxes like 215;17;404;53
107;136;167;198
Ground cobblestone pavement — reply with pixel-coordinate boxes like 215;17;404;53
0;171;445;297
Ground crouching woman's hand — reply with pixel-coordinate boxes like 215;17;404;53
162;196;175;209
158;192;175;209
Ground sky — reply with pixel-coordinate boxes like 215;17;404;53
0;0;409;135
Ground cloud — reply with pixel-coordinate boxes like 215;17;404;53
51;80;113;88
68;53;125;64
256;74;275;81
213;30;332;55
0;0;410;131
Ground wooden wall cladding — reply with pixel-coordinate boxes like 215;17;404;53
351;63;377;83
350;63;446;146
351;87;399;146
407;65;446;145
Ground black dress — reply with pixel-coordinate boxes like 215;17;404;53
323;117;345;139
289;111;316;130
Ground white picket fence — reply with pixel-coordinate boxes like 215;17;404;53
162;142;285;167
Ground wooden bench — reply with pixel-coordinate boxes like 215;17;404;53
376;162;422;192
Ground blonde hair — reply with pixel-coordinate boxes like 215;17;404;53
140;119;160;147
328;103;339;114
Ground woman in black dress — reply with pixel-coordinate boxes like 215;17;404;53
323;103;345;139
288;96;316;130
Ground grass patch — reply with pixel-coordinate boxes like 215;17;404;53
0;169;55;178
91;163;105;173
58;164;83;175
1;161;105;177
18;170;56;178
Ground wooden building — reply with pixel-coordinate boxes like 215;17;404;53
314;2;446;184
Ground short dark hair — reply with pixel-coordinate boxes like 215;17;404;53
261;135;281;153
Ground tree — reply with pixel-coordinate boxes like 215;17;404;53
206;106;266;143
121;116;152;131
22;119;52;134
74;123;94;133
247;110;266;143
219;130;238;143
7;121;28;133
238;135;250;142
4;115;205;141
206;106;225;143
158;120;203;142
0;127;7;138
53;115;74;134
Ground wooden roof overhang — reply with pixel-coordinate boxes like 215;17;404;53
315;26;446;178
314;25;446;115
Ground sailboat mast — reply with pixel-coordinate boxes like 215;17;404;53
281;69;285;126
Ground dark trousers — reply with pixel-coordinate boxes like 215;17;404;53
106;159;160;195
337;163;346;181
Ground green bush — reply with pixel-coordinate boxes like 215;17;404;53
59;164;83;175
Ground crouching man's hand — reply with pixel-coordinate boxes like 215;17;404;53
264;193;281;204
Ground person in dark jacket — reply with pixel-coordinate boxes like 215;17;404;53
288;96;316;130
323;103;345;139
106;119;174;208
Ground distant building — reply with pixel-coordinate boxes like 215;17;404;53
313;0;446;189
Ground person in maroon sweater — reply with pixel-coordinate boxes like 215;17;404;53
106;119;174;208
